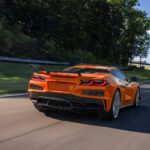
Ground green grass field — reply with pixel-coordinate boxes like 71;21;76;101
124;69;150;82
0;62;66;94
0;62;150;94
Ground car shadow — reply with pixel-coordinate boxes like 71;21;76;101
44;105;150;134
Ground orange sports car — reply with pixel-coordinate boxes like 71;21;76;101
28;64;141;119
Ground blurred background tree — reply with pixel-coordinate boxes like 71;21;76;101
0;0;149;65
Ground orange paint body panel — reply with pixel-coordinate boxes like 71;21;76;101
28;65;139;113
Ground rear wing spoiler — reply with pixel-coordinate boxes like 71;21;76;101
30;64;82;76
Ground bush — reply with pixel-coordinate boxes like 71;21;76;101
0;21;33;57
66;49;97;64
0;22;13;55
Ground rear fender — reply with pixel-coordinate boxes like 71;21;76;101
103;85;117;112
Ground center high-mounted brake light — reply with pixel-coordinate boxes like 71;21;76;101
80;80;108;86
32;75;45;81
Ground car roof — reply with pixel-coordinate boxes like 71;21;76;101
74;64;117;71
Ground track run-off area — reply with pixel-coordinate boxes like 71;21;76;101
0;82;150;150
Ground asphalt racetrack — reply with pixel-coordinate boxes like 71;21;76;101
0;82;150;150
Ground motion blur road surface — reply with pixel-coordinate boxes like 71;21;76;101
0;82;150;150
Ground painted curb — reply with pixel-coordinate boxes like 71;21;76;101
0;93;27;98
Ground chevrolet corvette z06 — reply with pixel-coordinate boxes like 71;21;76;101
28;64;140;119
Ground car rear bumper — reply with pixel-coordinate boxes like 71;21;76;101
29;92;103;112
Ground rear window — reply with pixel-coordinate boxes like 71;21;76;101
63;67;110;74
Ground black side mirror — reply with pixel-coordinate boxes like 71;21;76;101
130;77;138;82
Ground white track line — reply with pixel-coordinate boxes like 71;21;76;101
0;93;27;98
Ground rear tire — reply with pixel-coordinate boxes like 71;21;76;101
98;90;120;120
133;88;140;107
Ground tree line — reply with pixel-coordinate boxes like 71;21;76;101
0;0;150;65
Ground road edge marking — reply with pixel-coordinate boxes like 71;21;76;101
0;93;27;98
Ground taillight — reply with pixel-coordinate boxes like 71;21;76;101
80;80;108;86
32;75;45;81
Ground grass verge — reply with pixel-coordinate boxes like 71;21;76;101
0;62;66;94
124;69;150;82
